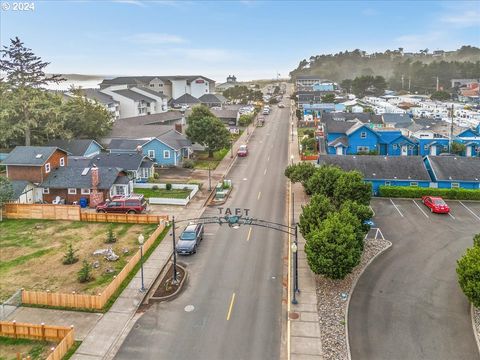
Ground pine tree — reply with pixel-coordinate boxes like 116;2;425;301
63;243;79;265
78;260;93;283
105;227;117;244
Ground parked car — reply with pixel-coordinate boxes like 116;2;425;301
421;196;450;214
278;103;285;108
237;144;248;157
96;194;147;214
176;223;204;255
262;108;270;115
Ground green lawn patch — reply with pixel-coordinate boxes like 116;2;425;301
0;336;55;360
193;148;230;169
134;188;191;199
62;341;81;360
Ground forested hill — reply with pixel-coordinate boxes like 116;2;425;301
290;46;480;85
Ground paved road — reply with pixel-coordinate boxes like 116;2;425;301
349;198;480;360
115;104;290;360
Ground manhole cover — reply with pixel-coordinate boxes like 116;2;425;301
184;305;195;312
289;312;300;320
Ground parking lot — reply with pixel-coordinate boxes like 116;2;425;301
349;198;480;360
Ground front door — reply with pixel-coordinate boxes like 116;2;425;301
429;145;437;156
401;145;408;156
336;146;343;155
466;146;472;157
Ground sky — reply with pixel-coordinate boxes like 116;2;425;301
0;0;479;82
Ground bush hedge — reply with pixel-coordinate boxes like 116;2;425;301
379;186;480;200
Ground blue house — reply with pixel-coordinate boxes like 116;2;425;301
108;129;192;167
424;156;480;189
317;155;432;194
377;130;418;156
456;126;480;157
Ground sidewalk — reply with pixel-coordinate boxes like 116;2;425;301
289;113;324;359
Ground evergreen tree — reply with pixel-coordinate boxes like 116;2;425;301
63;243;79;265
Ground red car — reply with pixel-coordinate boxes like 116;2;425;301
96;194;147;214
237;144;248;157
422;196;450;214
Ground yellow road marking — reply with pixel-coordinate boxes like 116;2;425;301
247;227;252;241
264;168;267;175
226;292;236;320
257;191;261;200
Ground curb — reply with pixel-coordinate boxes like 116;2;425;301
149;263;188;302
471;304;480;357
345;239;393;360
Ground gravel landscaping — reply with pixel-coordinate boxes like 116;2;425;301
315;238;392;360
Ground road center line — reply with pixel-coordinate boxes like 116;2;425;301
264;168;267;175
247;227;252;241
267;156;270;161
257;191;261;200
390;199;404;217
226;292;236;321
412;200;429;218
459;201;480;221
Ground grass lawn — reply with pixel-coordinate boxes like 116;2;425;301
193;148;230;170
0;336;56;360
134;188;191;199
0;219;158;302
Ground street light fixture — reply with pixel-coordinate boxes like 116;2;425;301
290;154;294;165
138;233;145;292
291;241;298;305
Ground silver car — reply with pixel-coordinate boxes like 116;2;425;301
175;223;204;255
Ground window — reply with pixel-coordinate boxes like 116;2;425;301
148;150;155;158
356;146;369;153
81;188;91;195
393;144;398;150
60;157;65;167
45;163;51;173
408;145;413;150
42;188;49;194
424;145;428;151
443;145;448;150
385;181;391;186
149;84;155;87
163;150;171;159
410;182;418;187
451;183;460;188
115;185;126;196
68;188;77;195
360;132;367;139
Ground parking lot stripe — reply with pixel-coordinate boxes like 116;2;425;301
257;191;261;200
412;200;429;218
448;212;456;220
389;199;404;217
459;201;480;221
369;205;376;217
377;228;386;240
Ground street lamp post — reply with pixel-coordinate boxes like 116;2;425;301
171;216;178;284
291;241;298;304
291;121;294;142
138;234;145;292
230;139;234;158
208;165;212;191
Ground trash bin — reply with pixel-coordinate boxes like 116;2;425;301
79;197;88;208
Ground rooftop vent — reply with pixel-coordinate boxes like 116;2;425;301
81;168;90;176
394;176;397;179
35;154;43;159
372;173;376;176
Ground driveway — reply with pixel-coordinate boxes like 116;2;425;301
349;198;480;360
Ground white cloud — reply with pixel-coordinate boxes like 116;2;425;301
361;8;378;16
441;9;480;27
176;48;233;62
112;0;146;6
395;31;445;51
124;33;187;44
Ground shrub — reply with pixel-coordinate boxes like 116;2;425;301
457;243;480;307
63;243;78;265
151;185;159;190
166;183;172;191
153;172;160;179
379;186;480;200
183;159;195;168
147;176;157;183
105;227;117;244
78;260;93;283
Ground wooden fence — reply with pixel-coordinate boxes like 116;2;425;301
21;221;167;310
4;203;81;221
3;203;168;224
80;212;168;224
0;321;75;360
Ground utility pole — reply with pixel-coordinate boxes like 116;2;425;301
436;76;439;92
408;76;411;92
401;75;404;89
449;104;454;153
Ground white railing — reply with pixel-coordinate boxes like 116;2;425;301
134;183;199;206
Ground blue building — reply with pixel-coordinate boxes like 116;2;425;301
108;129;192;167
456;125;480;157
317;155;432;194
377;130;418;156
424;156;480;189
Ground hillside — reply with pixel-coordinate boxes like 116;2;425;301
290;46;480;86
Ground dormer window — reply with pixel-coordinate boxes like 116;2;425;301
60;157;65;167
45;163;51;173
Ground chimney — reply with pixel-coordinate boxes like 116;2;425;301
91;164;99;190
175;123;183;133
